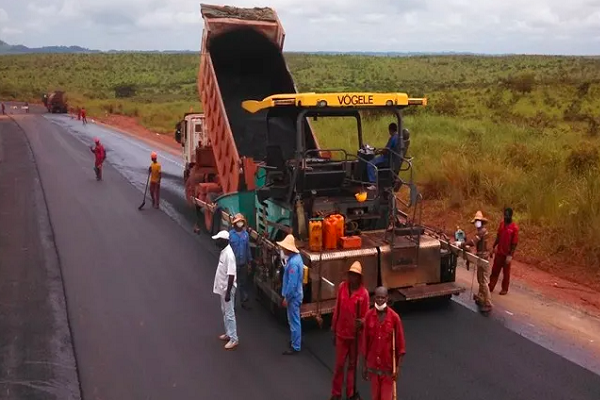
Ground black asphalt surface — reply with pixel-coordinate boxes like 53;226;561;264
3;112;600;400
0;115;79;400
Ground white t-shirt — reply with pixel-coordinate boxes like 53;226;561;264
213;245;237;296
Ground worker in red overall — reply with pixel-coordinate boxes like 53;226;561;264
489;207;519;295
361;286;405;400
90;138;106;181
330;261;370;400
81;107;88;125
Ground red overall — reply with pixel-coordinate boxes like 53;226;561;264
489;221;519;293
361;307;406;400
91;144;106;180
331;280;369;398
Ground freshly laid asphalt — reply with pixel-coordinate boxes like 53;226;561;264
2;111;600;400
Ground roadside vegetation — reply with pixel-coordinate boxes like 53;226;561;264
1;52;599;284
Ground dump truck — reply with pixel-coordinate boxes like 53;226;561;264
43;91;68;113
186;4;488;324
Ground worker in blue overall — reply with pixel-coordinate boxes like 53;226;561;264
229;213;252;310
366;123;400;189
277;234;304;355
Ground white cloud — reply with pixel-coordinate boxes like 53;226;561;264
1;0;599;54
0;7;8;23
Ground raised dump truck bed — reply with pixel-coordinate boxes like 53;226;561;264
197;4;317;196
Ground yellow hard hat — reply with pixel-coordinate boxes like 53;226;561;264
355;191;367;202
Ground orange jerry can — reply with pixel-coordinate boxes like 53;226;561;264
308;218;324;252
339;236;362;249
324;214;345;250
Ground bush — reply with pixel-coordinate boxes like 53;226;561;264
502;73;536;94
566;146;599;175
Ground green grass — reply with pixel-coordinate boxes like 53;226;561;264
1;52;600;274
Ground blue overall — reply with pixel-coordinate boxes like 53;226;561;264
229;229;252;303
367;133;399;183
282;253;304;351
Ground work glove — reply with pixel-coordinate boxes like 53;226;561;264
506;255;513;265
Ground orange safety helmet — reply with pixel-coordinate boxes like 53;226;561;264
151;151;157;160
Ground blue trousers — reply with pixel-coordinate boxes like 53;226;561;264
367;155;387;183
236;264;249;304
287;297;302;351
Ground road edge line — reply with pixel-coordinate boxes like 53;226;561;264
10;115;85;400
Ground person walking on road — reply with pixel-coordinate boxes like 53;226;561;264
489;207;519;295
90;138;106;181
361;286;405;400
229;213;252;310
148;152;162;209
81;107;88;125
1;102;5;115
212;230;239;350
461;211;492;312
330;261;370;400
277;234;304;355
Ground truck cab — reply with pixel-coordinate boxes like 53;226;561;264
175;113;208;180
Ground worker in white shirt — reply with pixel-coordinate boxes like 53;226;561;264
212;230;239;350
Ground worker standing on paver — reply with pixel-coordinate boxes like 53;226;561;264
148;152;161;209
330;261;370;400
90;138;106;181
212;230;239;350
276;234;303;355
361;286;405;400
489;207;519;295
461;211;492;312
229;213;252;310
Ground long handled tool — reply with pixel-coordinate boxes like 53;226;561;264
392;327;397;400
138;169;151;210
350;300;362;400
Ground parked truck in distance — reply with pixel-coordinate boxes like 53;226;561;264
43;91;68;113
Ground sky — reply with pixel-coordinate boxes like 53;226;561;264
1;0;600;54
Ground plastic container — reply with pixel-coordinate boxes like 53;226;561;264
339;236;362;249
324;214;345;250
308;218;323;252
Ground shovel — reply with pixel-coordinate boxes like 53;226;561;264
138;169;151;210
392;327;397;400
348;300;362;400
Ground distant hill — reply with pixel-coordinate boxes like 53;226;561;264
0;40;491;57
0;40;100;54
